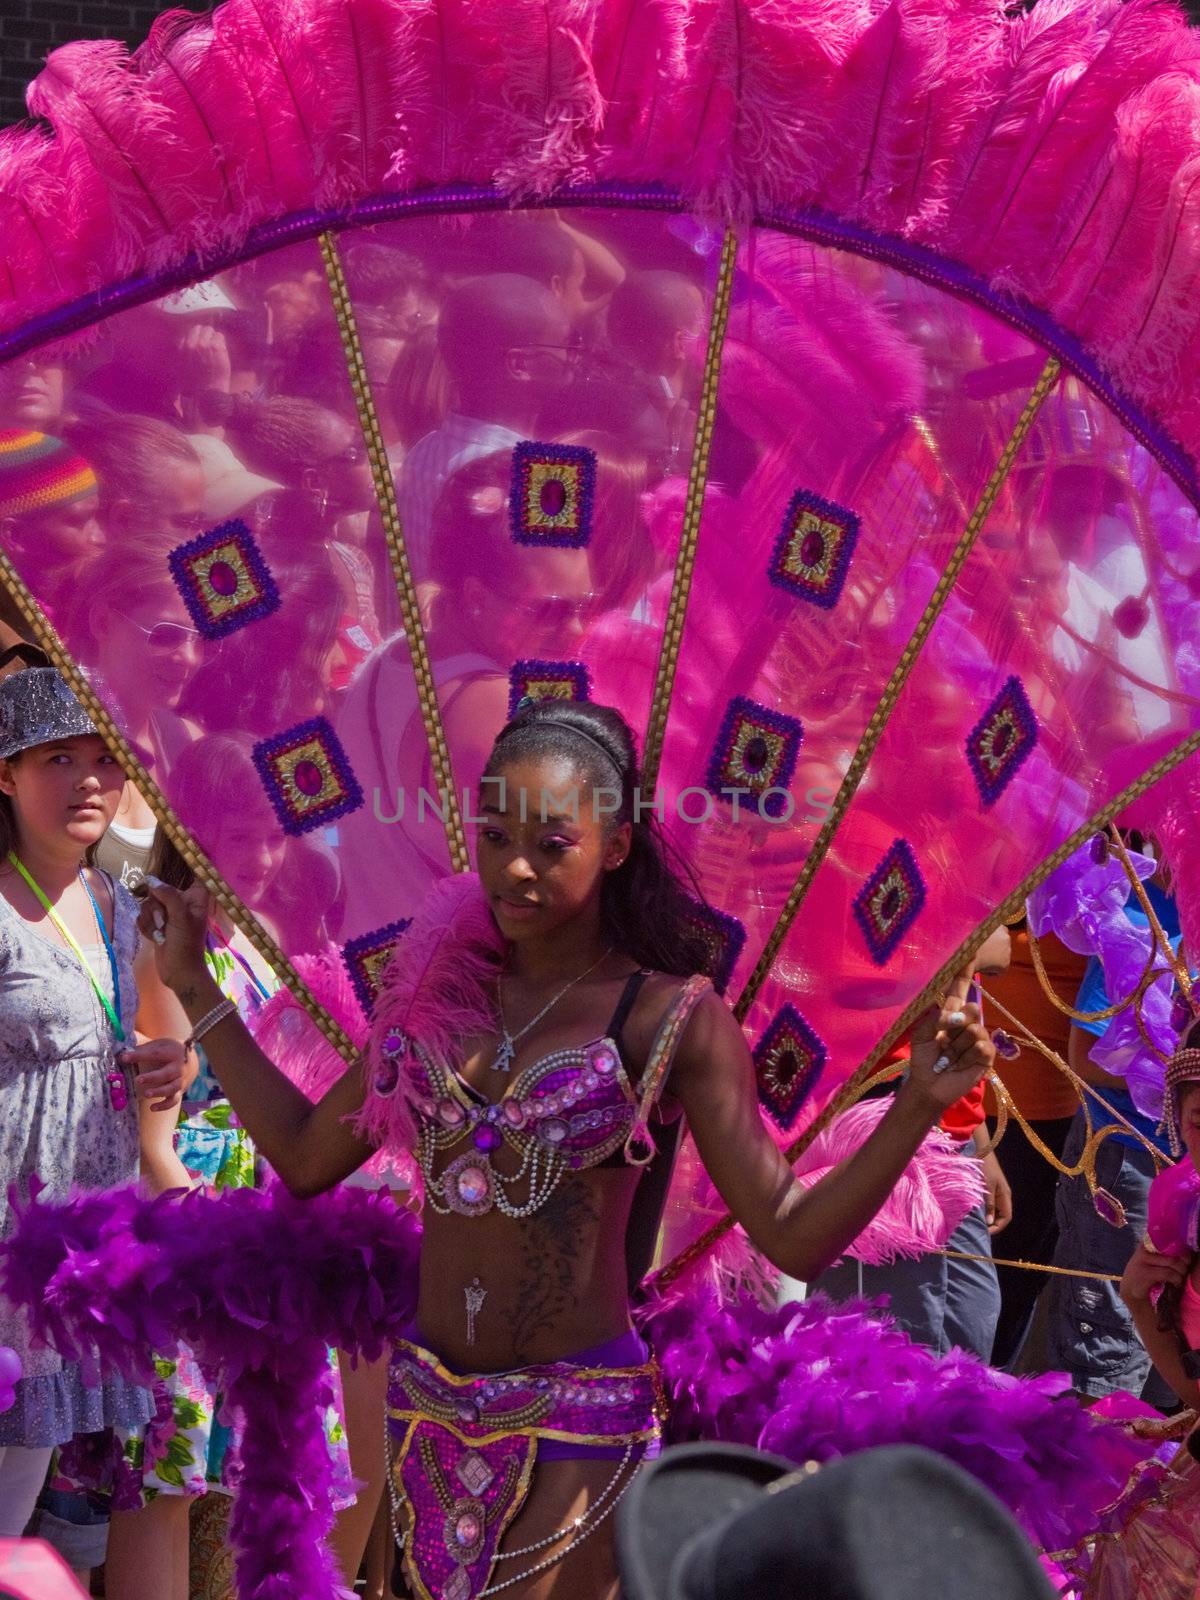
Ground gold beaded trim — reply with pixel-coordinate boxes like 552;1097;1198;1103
0;550;356;1062
641;228;739;793
318;230;470;875
650;722;1200;1292
733;356;1063;1022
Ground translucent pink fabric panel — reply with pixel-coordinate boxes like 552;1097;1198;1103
0;235;370;954
1;207;1197;1108
334;209;716;945
738;369;1200;1143
655;237;1052;1015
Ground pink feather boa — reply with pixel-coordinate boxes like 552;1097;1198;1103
357;872;506;1156
657;1098;985;1298
249;874;505;1188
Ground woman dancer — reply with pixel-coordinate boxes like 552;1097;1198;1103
135;699;995;1600
0;652;188;1538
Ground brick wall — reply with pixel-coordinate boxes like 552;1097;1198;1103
0;0;163;128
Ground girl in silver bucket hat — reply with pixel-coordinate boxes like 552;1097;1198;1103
0;647;192;1541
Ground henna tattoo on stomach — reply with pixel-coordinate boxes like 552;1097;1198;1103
510;1178;600;1362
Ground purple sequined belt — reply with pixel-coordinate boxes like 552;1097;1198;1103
387;1332;664;1600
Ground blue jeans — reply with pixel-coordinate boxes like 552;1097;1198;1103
1039;1108;1157;1399
814;1152;1000;1360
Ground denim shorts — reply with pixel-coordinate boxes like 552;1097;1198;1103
1043;1109;1155;1397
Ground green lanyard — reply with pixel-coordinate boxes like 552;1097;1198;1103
8;852;125;1041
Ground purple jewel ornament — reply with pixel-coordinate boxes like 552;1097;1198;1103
991;1030;1020;1061
1093;1188;1128;1228
472;1122;502;1153
374;1054;401;1096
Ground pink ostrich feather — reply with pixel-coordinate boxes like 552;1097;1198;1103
356;872;506;1155
793;1099;985;1265
248;948;423;1191
2;0;1200;466
655;1098;984;1303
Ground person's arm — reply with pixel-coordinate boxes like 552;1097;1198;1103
1120;1243;1199;1410
973;1122;1013;1234
132;939;194;1195
126;883;376;1197
671;968;995;1282
1068;1021;1127;1090
552;215;626;302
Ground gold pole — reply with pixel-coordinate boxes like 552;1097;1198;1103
641;228;739;793
0;551;356;1062
319;230;471;874
734;356;1063;1023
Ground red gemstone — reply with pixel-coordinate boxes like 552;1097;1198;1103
539;478;567;516
293;759;324;796
800;530;825;567
991;723;1012;757
743;735;769;773
1112;596;1148;639
208;559;239;597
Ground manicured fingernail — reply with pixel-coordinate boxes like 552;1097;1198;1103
933;1054;951;1073
946;1012;966;1027
152;929;166;945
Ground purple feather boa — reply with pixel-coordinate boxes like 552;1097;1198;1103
4;1180;1158;1583
637;1288;1156;1554
2;1179;421;1600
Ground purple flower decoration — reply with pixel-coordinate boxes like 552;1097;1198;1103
1027;839;1155;957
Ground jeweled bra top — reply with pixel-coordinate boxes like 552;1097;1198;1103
375;972;711;1219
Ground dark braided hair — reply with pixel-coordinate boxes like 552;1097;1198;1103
482;700;717;980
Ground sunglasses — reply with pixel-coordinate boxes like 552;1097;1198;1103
118;615;201;650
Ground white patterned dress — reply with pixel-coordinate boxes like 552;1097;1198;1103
0;878;153;1447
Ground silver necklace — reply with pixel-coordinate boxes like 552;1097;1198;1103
490;949;611;1072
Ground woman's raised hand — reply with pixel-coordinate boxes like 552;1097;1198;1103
902;964;995;1115
137;880;212;993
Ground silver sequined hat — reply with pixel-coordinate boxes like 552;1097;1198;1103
0;667;99;761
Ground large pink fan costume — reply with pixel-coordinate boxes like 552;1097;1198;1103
3;0;1200;1596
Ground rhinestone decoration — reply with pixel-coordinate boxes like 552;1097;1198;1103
442;1152;495;1217
169;517;281;640
510;441;596;547
753;1004;827;1130
705;696;803;818
507;658;591;718
342;918;412;1014
680;897;747;995
852;839;928;966
253;716;364;835
0;666;96;761
443;1558;476;1598
456;1451;495;1497
965;676;1038;808
768;488;860;609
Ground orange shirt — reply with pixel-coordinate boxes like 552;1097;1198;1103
982;929;1085;1123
